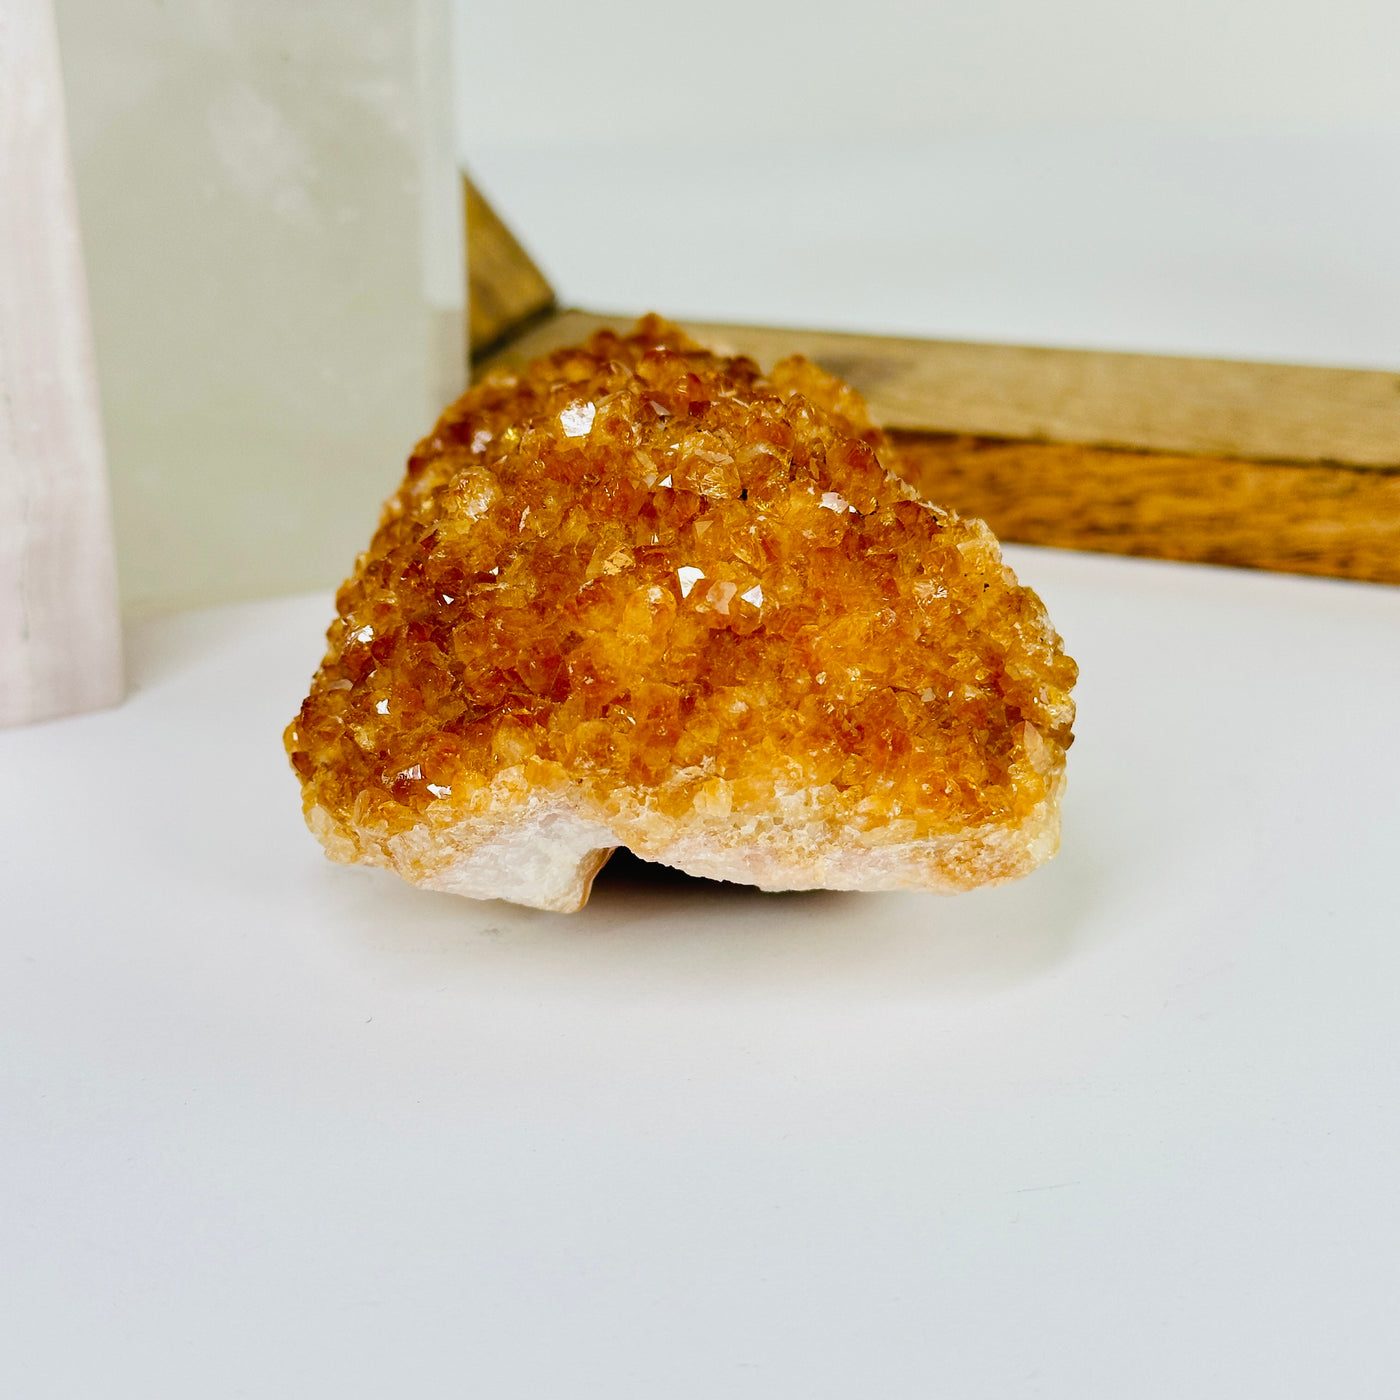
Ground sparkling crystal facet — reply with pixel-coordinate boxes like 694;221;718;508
285;317;1077;898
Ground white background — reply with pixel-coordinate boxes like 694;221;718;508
6;5;1400;1396
454;0;1400;371
456;0;1400;146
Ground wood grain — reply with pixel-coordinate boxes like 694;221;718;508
482;309;1400;469
475;308;1400;586
0;0;123;727
892;433;1400;587
463;174;556;359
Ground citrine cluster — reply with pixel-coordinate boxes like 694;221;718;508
286;317;1076;859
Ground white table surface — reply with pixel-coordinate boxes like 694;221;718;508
5;544;1399;1398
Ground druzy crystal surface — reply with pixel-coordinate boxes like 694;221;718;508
286;317;1077;905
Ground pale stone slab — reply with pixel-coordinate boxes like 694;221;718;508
0;0;123;727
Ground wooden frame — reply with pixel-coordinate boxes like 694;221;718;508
466;176;1400;588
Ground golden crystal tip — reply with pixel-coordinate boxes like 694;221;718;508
286;316;1077;911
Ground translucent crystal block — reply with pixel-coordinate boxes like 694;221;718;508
54;0;464;614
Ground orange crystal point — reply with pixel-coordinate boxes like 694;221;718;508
285;316;1077;911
